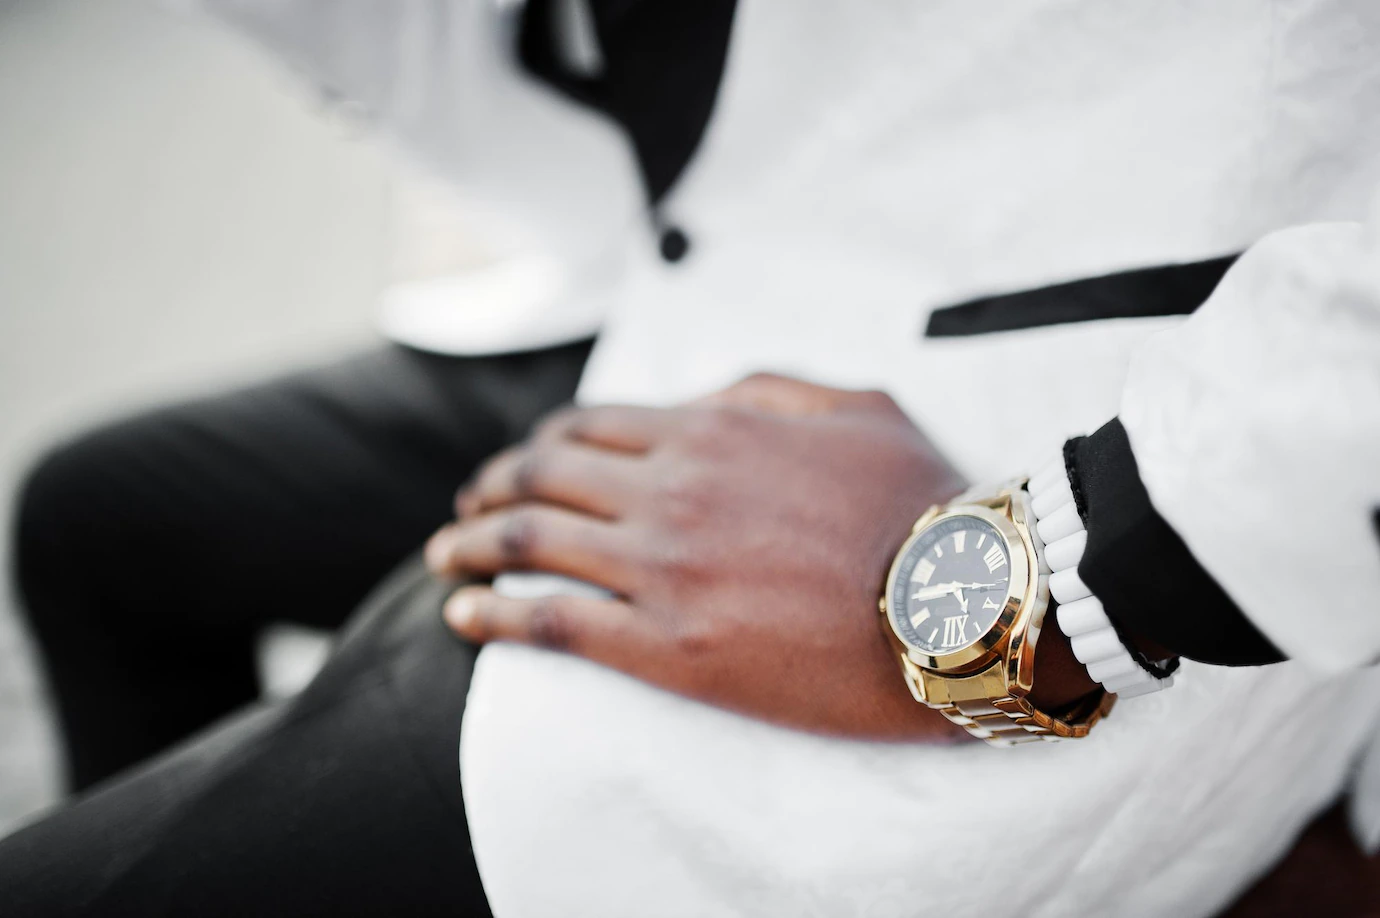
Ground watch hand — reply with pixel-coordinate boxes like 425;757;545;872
954;587;968;614
910;582;961;602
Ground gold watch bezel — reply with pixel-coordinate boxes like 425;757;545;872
880;498;1037;678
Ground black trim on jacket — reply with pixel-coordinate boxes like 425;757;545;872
1068;419;1285;666
518;0;738;208
925;254;1240;337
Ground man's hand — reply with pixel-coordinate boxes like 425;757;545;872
425;374;1091;741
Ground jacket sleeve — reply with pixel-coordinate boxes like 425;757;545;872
183;0;640;255
1068;201;1380;672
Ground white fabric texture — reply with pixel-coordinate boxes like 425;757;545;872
195;2;1380;916
463;5;1380;917
1120;209;1380;854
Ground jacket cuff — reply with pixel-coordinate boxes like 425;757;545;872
1066;419;1284;666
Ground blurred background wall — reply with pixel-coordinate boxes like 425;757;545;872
0;0;424;832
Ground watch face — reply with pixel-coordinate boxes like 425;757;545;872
888;515;1012;655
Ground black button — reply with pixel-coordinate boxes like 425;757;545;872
659;226;690;263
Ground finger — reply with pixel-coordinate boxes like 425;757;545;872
443;585;656;672
533;404;677;453
425;506;638;592
697;372;855;416
459;441;645;519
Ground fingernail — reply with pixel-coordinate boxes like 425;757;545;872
445;591;478;631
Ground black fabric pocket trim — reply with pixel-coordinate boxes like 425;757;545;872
924;253;1240;337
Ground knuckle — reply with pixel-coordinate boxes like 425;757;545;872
656;464;718;530
644;535;692;578
682;406;746;449
532;405;582;444
535;404;581;441
738;371;785;389
512;449;544;499
498;510;541;566
564;408;607;445
669;621;718;659
854;388;901;414
679;407;721;445
527;598;577;651
648;536;718;597
715;405;756;434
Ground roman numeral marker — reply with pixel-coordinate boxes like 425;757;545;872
933;543;944;558
983;597;1001;611
976;533;986;550
983;544;1006;573
953;531;966;554
942;615;969;647
927;627;939;644
912;558;937;586
909;606;931;629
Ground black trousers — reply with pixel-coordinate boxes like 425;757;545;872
4;340;591;914
1;557;489;916
13;341;589;789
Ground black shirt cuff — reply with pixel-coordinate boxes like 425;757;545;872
1066;419;1284;666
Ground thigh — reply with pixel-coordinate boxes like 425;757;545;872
0;558;491;917
17;340;592;634
15;340;589;788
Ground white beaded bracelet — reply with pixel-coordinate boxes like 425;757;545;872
1028;453;1174;699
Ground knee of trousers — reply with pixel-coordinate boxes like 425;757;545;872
11;431;125;629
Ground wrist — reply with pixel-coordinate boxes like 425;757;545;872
1029;604;1102;710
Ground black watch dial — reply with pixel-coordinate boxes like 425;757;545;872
889;515;1011;655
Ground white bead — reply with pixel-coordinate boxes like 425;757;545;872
1026;448;1173;703
1055;595;1108;637
1030;476;1074;520
1086;653;1139;682
1044;530;1087;573
1113;677;1167;699
1103;668;1154;694
1028;455;1068;497
1036;501;1082;544
1049;566;1091;604
1070;628;1124;664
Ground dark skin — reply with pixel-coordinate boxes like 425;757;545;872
425;373;1101;740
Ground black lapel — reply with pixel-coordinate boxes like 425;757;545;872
519;0;738;208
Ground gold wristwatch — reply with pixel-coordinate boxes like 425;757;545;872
879;480;1114;746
